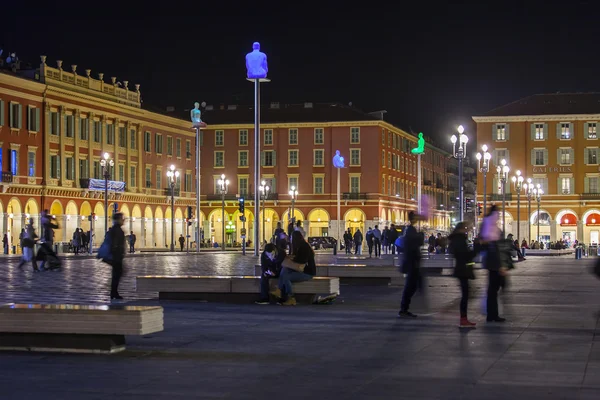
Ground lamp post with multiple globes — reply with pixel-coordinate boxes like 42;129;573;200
166;165;180;252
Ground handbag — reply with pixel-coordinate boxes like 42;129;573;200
22;238;35;248
282;257;305;273
97;229;113;263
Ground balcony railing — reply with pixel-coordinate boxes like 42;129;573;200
206;193;238;201
1;171;13;183
581;193;600;199
343;192;367;200
490;193;513;201
163;187;181;197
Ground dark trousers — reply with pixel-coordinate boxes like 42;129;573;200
374;239;381;257
459;277;469;317
487;270;502;319
130;244;135;253
345;242;351;254
180;243;184;251
259;272;276;300
367;242;373;257
111;260;123;296
401;267;421;311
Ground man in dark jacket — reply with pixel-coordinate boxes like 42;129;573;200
109;213;126;300
399;211;424;318
388;224;399;255
256;243;286;304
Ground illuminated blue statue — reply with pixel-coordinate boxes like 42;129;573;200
333;150;345;168
191;102;206;128
245;42;268;79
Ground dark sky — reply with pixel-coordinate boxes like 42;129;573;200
2;1;599;151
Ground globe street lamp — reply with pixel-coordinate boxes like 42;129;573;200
533;184;543;243
511;170;525;243
496;159;509;236
289;185;298;227
476;144;492;216
100;152;114;233
451;125;468;221
523;179;533;243
166;165;180;252
217;174;229;250
259;180;270;248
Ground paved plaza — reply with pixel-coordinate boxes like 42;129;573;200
1;253;600;399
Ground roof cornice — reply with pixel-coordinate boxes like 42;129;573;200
473;114;600;123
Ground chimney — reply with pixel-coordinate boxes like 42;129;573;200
270;102;280;109
205;105;214;111
227;105;237;110
304;102;313;108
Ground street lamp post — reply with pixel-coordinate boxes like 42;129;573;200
259;180;270;248
451;125;469;221
289;186;298;227
166;165;180;252
511;170;524;243
476;144;492;217
217;174;229;250
533;184;543;242
100;152;114;233
524;178;533;243
496;159;510;236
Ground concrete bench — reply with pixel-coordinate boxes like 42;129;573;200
254;264;402;285
136;276;340;304
0;303;163;354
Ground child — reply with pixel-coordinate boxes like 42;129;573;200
256;243;285;304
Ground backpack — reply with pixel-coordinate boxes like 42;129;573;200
395;235;405;252
97;229;113;263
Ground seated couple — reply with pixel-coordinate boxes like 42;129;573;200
256;230;316;306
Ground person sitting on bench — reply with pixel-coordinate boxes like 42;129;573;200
255;243;285;304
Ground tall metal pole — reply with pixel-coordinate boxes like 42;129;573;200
253;79;260;256
502;180;506;236
516;190;520;242
196;126;201;253
170;183;175;251
417;154;422;214
291;198;295;227
104;170;108;233
483;172;487;219
458;151;464;221
222;192;226;251
528;196;531;243
337;167;341;251
262;194;265;246
537;198;540;242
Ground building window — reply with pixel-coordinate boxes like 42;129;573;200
167;136;173;156
156;170;162;189
79;159;89;179
387;152;392;168
314;176;323;194
388;132;392;147
263;150;275;167
264;129;273;145
561;177;571;194
590;177;599;194
587;148;599;165
106;124;114;144
80;118;89;140
10;150;17;175
93;161;100;179
130;129;136;149
66;157;75;180
94;121;101;143
186;140;191;159
145;168;151;188
382;130;385;146
350;149;361;166
10;103;22;129
289;129;298;145
561;123;571;139
50;112;59;135
589;123;597;139
534;150;545;166
118;165;124;182
559;148;572;165
533;177;548;194
27;107;39;132
289;150;298;166
176;138;181;158
535;123;544;140
314;128;324;144
382;176;385;193
239;177;248;195
350;176;360;193
215;151;224;167
351;127;360;143
314;150;324;166
50;155;60;179
382;150;385;167
496;124;506;141
239;151;248;167
288;176;298;191
117;127;126;147
28;151;35;177
239;130;248;146
215;130;224;146
130;166;136;187
144;131;151;152
66;115;75;138
155;134;163;154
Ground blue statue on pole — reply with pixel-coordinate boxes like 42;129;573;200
245;42;268;79
333;150;345;168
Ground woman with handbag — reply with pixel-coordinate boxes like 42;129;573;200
449;222;477;328
271;230;316;306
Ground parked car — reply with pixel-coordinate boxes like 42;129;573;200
308;237;337;250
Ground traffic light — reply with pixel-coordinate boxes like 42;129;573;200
465;198;474;213
477;202;483;215
238;197;245;214
187;206;193;226
88;213;95;221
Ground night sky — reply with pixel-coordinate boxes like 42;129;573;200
2;2;599;150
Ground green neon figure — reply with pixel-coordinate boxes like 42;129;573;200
411;132;425;154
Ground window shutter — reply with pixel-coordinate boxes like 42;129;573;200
569;123;574;137
492;177;498;194
0;100;4;126
530;124;536;140
557;177;562;194
492;124;497;141
35;109;40;132
273;150;276;166
9;103;14;127
543;123;548;139
505;124;510;141
17;104;22;128
557;149;561;164
260;151;265;166
506;149;510;165
271;178;277;193
531;149;536;166
570;178;574;194
584;123;589;139
585;149;590;164
27;106;31;130
556;123;561;139
585;177;590;193
57;156;61;177
543;149;548;165
569;148;574;164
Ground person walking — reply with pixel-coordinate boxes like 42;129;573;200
128;231;136;253
344;229;353;254
178;234;185;251
72;228;81;255
366;227;374;258
372;225;382;258
388;224;399;255
108;213;126;300
2;233;8;254
353;229;363;255
480;205;506;323
449;222;477;328
18;220;39;272
398;211;424;318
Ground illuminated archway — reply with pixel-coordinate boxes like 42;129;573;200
6;197;22;252
307;208;330;237
344;208;366;235
281;209;305;227
208;208;231;247
155;207;165;248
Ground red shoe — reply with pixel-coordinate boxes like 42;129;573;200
459;317;476;328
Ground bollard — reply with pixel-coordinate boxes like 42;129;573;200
333;243;337;256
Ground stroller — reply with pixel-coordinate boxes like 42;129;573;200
36;241;62;270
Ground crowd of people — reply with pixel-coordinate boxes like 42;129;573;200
343;224;402;258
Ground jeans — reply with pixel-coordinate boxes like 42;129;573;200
487;270;502;319
278;267;313;297
367;242;373;257
345;242;351;254
111;260;124;296
374;239;381;257
459;277;469;317
259;272;276;300
401;267;421;312
354;242;362;255
130;243;135;253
